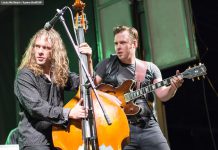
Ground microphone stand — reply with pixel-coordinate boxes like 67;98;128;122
56;8;112;150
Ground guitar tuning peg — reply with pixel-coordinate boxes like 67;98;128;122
203;75;205;79
192;78;195;82
197;77;200;80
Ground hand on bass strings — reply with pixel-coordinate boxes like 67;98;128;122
68;98;88;119
78;42;92;59
78;42;94;76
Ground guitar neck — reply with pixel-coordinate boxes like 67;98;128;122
123;63;207;103
124;74;183;102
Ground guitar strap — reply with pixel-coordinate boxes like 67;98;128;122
135;59;158;122
135;59;147;89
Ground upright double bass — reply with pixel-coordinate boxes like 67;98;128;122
52;1;129;149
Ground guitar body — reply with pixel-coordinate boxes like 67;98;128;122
97;80;141;116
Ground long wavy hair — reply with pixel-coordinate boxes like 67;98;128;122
18;28;69;88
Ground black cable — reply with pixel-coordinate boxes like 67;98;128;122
202;79;217;150
191;2;218;149
206;76;218;98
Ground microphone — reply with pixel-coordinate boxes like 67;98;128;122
44;6;67;30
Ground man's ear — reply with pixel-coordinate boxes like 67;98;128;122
133;39;138;48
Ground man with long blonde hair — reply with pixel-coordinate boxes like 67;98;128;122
14;28;92;150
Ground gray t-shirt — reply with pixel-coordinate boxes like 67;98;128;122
95;57;162;117
96;58;162;86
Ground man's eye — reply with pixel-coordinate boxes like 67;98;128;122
35;45;40;48
45;47;51;50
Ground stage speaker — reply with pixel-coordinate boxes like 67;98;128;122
143;0;198;69
94;0;133;60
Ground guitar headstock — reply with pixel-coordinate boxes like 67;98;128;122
182;63;207;80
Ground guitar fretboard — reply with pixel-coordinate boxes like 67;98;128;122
124;77;173;102
123;63;206;102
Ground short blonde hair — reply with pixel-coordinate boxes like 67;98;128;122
113;25;138;42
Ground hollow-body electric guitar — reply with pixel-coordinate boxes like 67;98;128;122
97;63;207;116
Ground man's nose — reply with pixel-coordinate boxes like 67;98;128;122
116;44;122;49
38;47;44;53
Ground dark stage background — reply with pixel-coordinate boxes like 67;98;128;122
0;1;218;150
164;1;218;150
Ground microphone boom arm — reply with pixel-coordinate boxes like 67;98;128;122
44;6;67;30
